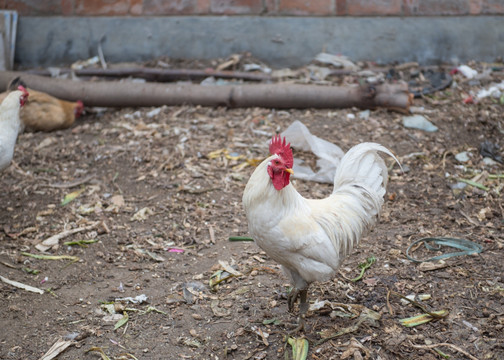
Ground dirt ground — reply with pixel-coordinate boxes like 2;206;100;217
1;61;503;360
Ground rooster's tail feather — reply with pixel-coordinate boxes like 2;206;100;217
333;142;400;217
322;143;400;257
334;143;398;190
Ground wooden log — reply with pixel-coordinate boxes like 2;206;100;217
26;67;272;82
0;71;413;112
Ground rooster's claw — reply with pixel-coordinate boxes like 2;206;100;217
287;315;305;334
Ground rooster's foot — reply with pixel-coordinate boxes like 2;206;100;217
286;288;309;333
286;315;306;335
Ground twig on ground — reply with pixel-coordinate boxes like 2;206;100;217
43;174;95;188
35;221;100;252
0;275;44;294
409;341;480;360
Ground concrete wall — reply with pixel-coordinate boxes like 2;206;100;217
15;16;504;68
4;0;504;67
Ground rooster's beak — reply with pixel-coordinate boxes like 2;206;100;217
285;168;294;175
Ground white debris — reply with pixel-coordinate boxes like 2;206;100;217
402;115;438;132
309;299;331;311
483;157;499;166
358;110;370;120
115;294;148;304
71;56;100;70
457;65;478;79
0;275;44;294
476;81;504;99
400;294;431;305
243;63;272;73
307;65;333;81
462;320;479;332
314;53;359;71
146;107;162;118
124;111;142;120
131;207;154;221
281;120;344;183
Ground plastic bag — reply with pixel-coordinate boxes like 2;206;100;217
281;120;344;183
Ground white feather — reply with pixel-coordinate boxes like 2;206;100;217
243;142;400;289
0;91;24;171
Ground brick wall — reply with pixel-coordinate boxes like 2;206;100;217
2;0;504;16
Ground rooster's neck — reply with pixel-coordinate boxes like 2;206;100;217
243;158;306;226
0;105;21;133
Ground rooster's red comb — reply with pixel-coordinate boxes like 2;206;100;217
269;134;287;155
269;135;293;167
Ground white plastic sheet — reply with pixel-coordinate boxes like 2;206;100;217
476;80;504;99
281;120;344;183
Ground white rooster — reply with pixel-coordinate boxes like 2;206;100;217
243;134;399;329
0;86;29;171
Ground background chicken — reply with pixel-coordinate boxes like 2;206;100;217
0;86;29;171
243;135;399;329
0;78;84;132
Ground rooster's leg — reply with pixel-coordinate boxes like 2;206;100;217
287;287;300;312
299;289;308;316
297;288;308;330
287;288;308;333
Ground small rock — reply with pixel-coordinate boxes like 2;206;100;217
146;107;162;118
110;194;125;207
468;79;481;86
450;182;467;190
483;157;499;166
102;314;123;322
455;151;471;163
403;115;438;132
409;106;425;113
358;110;370;120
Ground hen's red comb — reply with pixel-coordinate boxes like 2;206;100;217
18;85;29;97
74;100;84;117
269;135;293;167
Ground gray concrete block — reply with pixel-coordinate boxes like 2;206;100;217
15;16;504;68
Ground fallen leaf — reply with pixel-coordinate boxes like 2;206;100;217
35;137;57;151
39;337;75;360
340;338;370;360
0;275;44;294
477;207;492;222
85;347;111;360
114;312;129;330
287;336;308;360
399;310;448;327
110;194;125;207
218;260;242;276
61;188;85;206
131;207;154;221
418;261;448;272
